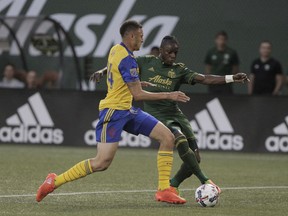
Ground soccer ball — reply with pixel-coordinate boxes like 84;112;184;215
195;184;219;207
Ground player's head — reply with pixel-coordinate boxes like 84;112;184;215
259;40;272;58
215;31;228;49
120;20;143;51
159;35;179;65
3;63;15;80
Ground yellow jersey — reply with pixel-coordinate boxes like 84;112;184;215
99;43;140;110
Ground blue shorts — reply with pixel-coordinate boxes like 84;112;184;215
96;107;158;143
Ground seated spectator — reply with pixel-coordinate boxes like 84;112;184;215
26;70;40;89
149;46;160;57
248;41;283;95
41;71;59;89
0;64;25;88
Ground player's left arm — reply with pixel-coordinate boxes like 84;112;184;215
182;62;248;85
194;73;250;85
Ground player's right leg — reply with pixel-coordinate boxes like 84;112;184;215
124;109;186;204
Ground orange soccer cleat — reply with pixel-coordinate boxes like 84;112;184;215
169;186;180;195
206;179;222;194
36;173;57;202
155;187;186;204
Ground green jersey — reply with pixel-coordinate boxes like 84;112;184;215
136;55;198;116
204;46;239;76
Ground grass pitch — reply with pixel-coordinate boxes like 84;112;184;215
0;145;287;216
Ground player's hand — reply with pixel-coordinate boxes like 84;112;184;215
140;81;156;87
89;70;104;83
233;73;250;83
168;91;190;103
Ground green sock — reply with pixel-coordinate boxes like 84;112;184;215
174;134;209;184
170;163;193;187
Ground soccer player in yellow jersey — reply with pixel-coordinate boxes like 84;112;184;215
36;20;190;204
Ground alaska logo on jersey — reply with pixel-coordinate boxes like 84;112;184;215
148;75;173;90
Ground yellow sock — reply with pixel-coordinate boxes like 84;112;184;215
54;159;93;188
157;151;173;190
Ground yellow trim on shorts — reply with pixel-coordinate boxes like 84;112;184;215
101;109;115;143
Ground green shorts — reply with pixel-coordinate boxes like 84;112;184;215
152;110;196;140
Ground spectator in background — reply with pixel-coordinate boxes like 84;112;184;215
149;46;160;57
248;41;283;95
26;70;40;89
41;71;59;89
204;31;240;94
0;64;24;88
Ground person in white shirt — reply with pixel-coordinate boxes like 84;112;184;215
0;64;25;88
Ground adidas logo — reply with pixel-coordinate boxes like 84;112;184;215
265;116;288;152
0;93;63;144
190;98;244;151
84;119;151;147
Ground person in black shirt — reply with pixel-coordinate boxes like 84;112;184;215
248;41;283;95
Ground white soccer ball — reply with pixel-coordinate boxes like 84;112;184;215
195;184;219;207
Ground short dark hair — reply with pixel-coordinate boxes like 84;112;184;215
160;35;179;48
215;30;228;39
119;20;142;37
260;40;272;46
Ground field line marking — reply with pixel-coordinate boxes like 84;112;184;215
0;186;287;198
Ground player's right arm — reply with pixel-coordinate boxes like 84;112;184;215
127;80;190;103
90;67;155;88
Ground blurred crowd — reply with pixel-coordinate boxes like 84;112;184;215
0;64;59;90
0;30;287;95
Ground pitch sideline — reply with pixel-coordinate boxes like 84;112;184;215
0;186;288;198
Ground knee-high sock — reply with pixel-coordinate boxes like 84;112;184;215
157;151;173;190
170;163;194;187
54;159;93;188
172;134;208;186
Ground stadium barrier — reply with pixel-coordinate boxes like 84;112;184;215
0;89;287;153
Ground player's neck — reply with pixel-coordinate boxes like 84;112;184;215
121;41;134;53
216;45;226;51
260;56;270;62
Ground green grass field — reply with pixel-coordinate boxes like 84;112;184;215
0;145;287;216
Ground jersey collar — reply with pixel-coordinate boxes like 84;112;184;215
120;42;134;56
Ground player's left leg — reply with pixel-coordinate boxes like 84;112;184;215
36;108;126;202
36;142;119;202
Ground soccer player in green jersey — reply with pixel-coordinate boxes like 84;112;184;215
91;35;249;195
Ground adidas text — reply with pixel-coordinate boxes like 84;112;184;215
265;136;288;152
195;131;244;151
0;125;63;144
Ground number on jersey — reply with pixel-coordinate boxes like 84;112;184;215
107;63;114;89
